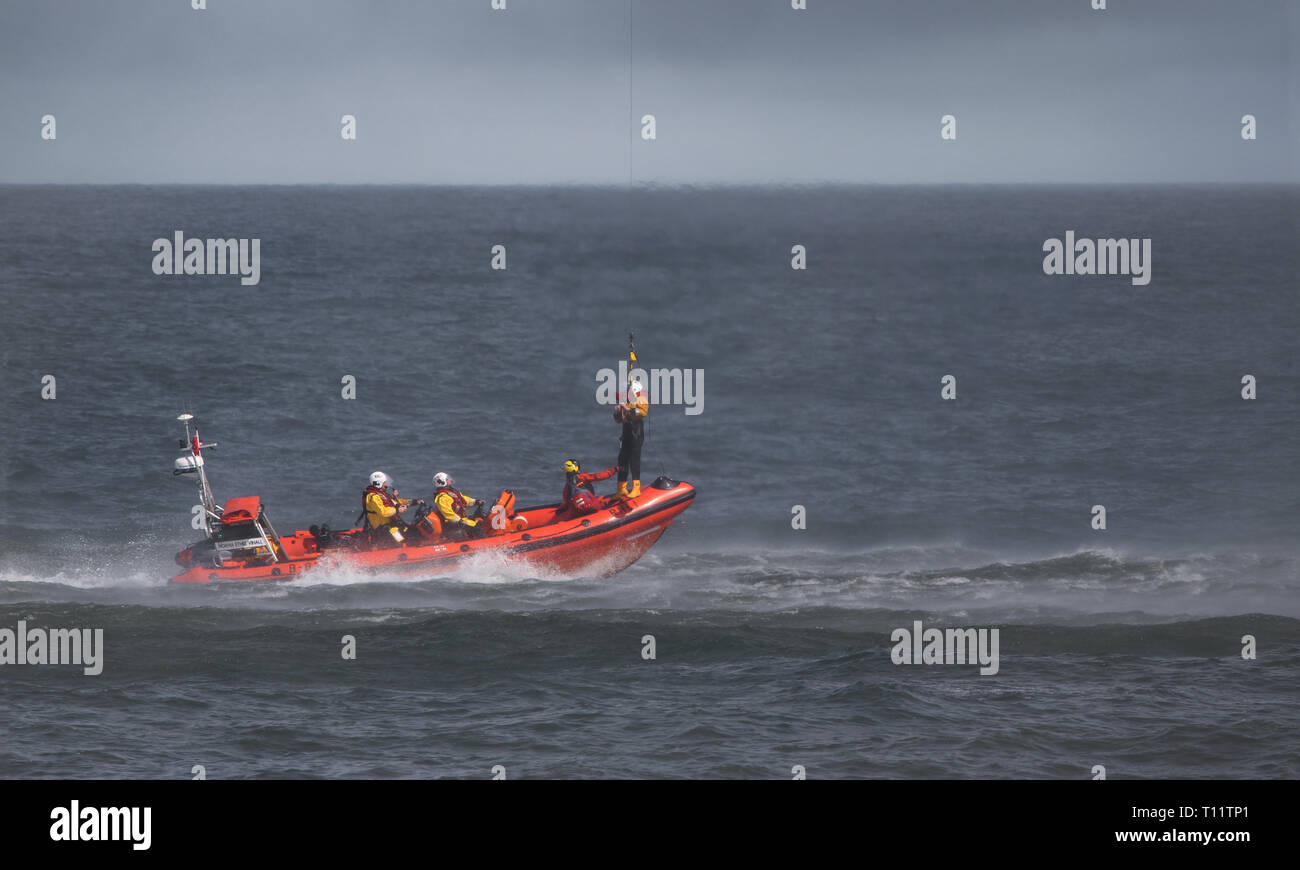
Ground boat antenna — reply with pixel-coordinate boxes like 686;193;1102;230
629;332;647;444
175;413;220;537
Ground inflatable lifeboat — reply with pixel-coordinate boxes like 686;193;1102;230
167;415;694;584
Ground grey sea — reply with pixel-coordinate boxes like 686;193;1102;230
0;184;1297;778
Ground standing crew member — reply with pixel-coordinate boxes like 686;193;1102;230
361;471;413;544
562;459;617;513
614;378;648;498
433;472;488;538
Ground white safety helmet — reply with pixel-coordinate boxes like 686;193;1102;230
433;472;452;488
369;471;391;490
630;379;643;397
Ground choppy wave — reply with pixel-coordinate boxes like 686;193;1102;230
0;598;1296;779
1;546;1295;624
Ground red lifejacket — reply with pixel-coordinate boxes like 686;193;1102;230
563;476;595;506
570;490;601;513
565;472;609;514
435;485;470;516
359;485;399;526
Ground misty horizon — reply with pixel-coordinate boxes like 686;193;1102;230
1;0;1295;185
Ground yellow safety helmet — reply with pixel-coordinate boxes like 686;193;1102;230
563;459;580;474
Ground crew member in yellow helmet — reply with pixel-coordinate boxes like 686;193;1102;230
563;459;617;513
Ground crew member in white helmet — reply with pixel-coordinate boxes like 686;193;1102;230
613;377;648;498
360;471;413;544
432;472;489;538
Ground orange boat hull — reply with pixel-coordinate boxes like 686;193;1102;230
171;479;695;584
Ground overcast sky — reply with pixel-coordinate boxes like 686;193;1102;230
0;0;1294;184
